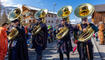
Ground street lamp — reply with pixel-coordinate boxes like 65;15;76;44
53;3;56;12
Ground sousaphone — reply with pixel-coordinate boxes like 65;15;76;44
8;8;22;40
8;8;22;22
74;3;95;42
56;6;73;40
32;9;48;35
57;6;73;18
74;3;95;18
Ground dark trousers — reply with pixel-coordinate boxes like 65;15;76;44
59;52;69;60
8;47;17;60
36;48;43;60
77;42;93;60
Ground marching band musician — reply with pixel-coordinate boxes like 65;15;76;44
56;6;73;60
0;23;8;60
31;18;48;60
8;19;29;60
74;3;98;60
31;9;48;60
74;18;98;60
57;18;73;60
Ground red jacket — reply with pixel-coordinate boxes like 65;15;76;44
24;26;28;34
0;27;8;60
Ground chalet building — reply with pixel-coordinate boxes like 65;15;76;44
22;5;61;27
0;4;61;26
92;4;105;25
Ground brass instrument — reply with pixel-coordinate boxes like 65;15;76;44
57;6;73;18
32;9;48;35
8;8;22;21
8;8;22;40
31;22;41;35
74;3;94;18
56;26;69;40
8;27;19;40
78;25;94;42
56;6;73;40
74;3;95;42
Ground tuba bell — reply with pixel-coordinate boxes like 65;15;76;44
74;3;95;42
8;8;21;40
8;8;22;22
56;6;73;40
31;9;48;35
74;3;95;18
57;6;73;18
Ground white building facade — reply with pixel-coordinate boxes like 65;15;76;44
46;13;61;27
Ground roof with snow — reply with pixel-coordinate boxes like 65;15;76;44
3;4;57;14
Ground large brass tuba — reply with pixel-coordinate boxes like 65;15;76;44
31;9;48;35
74;3;94;18
56;6;73;40
78;25;94;42
8;8;22;40
8;8;22;22
8;27;19;40
74;3;95;42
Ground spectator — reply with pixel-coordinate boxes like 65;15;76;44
98;22;105;45
0;23;8;60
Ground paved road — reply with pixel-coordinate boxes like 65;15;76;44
5;37;102;60
28;39;101;60
93;37;105;60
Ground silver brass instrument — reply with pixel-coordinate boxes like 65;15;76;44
32;9;48;35
74;3;95;42
56;6;73;40
8;8;22;22
8;8;22;40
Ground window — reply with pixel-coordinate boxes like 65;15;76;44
51;20;53;23
33;20;36;23
23;15;26;17
52;15;53;17
48;14;50;17
29;20;32;23
48;20;50;23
